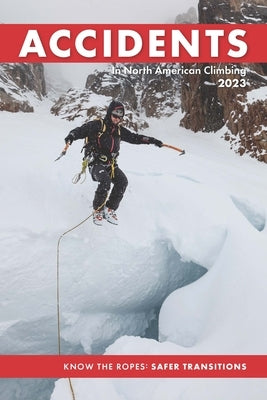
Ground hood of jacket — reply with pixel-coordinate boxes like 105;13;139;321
105;100;125;121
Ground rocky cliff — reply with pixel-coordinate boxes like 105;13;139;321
180;0;267;162
51;63;181;131
0;63;46;112
50;7;200;129
199;0;267;23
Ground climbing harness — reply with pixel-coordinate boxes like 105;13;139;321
71;118;118;184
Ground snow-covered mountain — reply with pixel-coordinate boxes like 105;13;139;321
0;63;46;112
0;96;267;399
50;63;181;132
0;3;267;399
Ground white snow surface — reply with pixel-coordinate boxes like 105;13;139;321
1;99;267;399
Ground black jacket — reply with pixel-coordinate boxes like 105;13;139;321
68;119;154;160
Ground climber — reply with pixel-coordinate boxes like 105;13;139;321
64;99;163;225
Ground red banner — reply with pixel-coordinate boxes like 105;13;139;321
0;355;267;378
0;24;266;63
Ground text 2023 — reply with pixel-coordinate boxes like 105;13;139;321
218;78;248;88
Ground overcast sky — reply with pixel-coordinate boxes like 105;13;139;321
2;0;198;23
2;0;198;87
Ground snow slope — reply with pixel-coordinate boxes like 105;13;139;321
1;99;267;399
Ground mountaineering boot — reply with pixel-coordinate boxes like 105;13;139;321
104;207;118;225
93;209;103;226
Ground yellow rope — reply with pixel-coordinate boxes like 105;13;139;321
68;378;76;400
56;199;107;400
57;213;94;400
110;159;115;179
56;211;95;354
72;158;89;184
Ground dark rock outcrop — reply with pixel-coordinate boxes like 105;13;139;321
0;63;46;113
86;71;138;111
199;0;267;24
180;0;267;162
51;63;181;131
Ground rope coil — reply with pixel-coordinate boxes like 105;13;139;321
72;158;89;184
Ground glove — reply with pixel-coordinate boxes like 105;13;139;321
64;133;75;145
150;137;163;147
141;136;163;147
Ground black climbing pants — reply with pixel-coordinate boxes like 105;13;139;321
90;163;128;211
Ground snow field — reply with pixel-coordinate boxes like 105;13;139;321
1;101;267;400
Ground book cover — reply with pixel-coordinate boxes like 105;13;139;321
1;0;267;399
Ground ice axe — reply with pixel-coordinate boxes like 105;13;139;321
162;143;185;155
54;142;71;161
